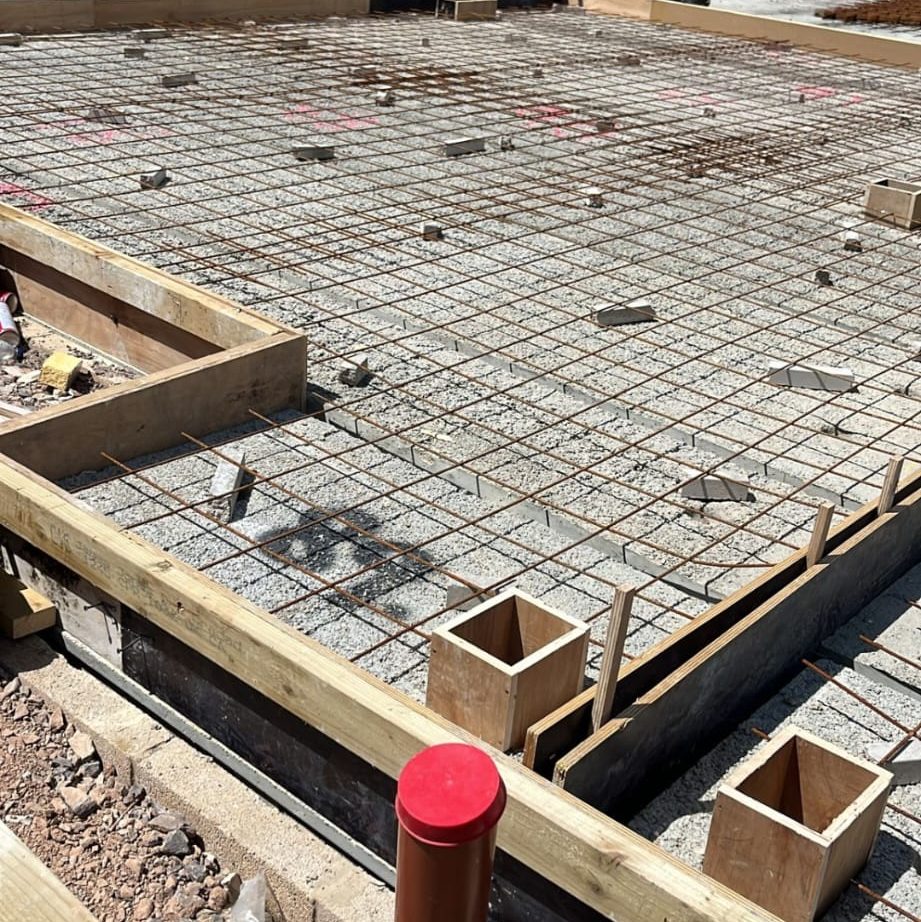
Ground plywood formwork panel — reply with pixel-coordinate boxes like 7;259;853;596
550;466;921;817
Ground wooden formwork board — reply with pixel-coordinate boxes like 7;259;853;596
0;819;99;922
0;206;782;922
524;479;891;777
550;466;921;817
579;0;921;68
0;0;368;31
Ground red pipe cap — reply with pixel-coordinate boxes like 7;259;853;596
396;743;507;846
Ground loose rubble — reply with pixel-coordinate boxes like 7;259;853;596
0;670;250;922
0;316;138;414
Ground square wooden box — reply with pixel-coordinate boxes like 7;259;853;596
703;726;892;922
425;589;588;751
863;179;921;230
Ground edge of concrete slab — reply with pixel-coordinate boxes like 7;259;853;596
0;633;394;922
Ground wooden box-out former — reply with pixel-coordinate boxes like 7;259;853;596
704;726;892;922
426;589;589;751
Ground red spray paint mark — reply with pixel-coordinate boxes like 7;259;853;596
0;182;53;210
283;103;379;131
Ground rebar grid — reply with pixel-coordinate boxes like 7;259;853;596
70;410;705;696
4;12;921;694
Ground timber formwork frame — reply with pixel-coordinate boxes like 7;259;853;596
1;206;920;921
0;202;778;922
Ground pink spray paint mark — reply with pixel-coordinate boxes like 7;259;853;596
796;85;836;100
283;103;379;132
0;182;53;210
844;93;865;106
32;117;175;146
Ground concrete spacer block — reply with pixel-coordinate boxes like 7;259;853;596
161;73;198;88
768;360;855;392
593;300;655;327
420;222;443;241
584;187;604;208
0;33;24;46
867;739;921;786
445;584;495;611
208;448;247;522
443;137;486;157
338;354;371;387
139;168;170;190
38;351;82;391
293;144;335;162
420;37;430;47
88;105;128;126
132;28;170;41
843;230;862;252
375;87;395;106
123;47;146;58
617;52;641;66
277;36;311;49
682;475;751;503
499;136;514;151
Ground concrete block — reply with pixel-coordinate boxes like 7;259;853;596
593;300;655;327
123;47;146;58
375;87;394;106
161;73;198;88
499;136;514;151
584;187;604;208
420;222;443;241
768;360;855;392
0;33;24;46
867;739;921;786
443;137;486;157
420;37;430;47
454;0;497;20
843;230;862;252
88;105;128;126
617;52;641;66
132;28;170;40
815;268;833;287
445;584;492;611
277;36;311;49
293;144;335;162
38;351;82;391
338;354;371;387
532;65;544;78
140;168;170;190
864;179;921;230
682;475;751;502
208;448;247;522
596;117;616;133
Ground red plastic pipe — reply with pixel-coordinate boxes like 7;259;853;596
395;743;507;922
